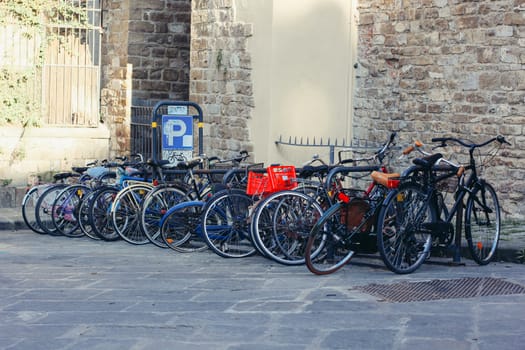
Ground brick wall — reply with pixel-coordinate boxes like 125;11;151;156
354;0;525;220
189;0;255;159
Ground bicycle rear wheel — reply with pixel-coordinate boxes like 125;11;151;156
201;189;256;258
465;181;501;265
376;183;433;274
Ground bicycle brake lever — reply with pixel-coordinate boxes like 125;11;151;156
497;135;511;145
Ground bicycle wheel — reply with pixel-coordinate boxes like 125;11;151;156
78;190;100;240
111;184;153;245
250;190;324;265
35;183;69;235
465;181;501;265
305;199;371;275
376;183;434;274
90;186;120;241
22;184;51;234
160;201;208;253
140;184;189;248
51;184;91;237
201;189;256;258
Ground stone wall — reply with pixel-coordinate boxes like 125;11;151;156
354;0;525;220
101;0;132;158
101;0;192;158
128;0;191;104
190;0;254;159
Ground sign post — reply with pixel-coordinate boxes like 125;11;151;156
151;101;204;163
161;115;193;163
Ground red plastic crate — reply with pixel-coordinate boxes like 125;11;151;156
246;171;269;195
267;165;297;192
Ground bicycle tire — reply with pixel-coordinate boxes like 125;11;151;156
34;183;69;235
78;190;100;240
111;184;153;245
250;190;324;265
465;181;501;265
160;201;208;253
304;201;362;275
89;186;120;241
376;183;434;274
201;189;256;258
51;184;91;237
140;184;189;248
22;184;51;234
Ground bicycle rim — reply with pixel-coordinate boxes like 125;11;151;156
201;189;256;258
465;182;500;265
161;201;208;253
305;203;355;275
377;184;433;274
251;191;324;265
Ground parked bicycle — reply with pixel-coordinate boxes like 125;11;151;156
375;135;510;274
303;132;399;274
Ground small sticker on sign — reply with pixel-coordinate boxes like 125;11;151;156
167;106;188;115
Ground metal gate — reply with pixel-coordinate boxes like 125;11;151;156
131;105;155;161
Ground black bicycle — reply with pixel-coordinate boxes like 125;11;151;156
375;135;510;274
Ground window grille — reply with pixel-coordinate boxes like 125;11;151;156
42;0;102;126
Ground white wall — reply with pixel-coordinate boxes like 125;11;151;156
236;0;357;165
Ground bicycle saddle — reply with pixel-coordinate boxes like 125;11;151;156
176;158;203;170
298;165;330;178
412;153;443;169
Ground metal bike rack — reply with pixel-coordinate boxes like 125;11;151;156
150;100;204;162
275;135;386;165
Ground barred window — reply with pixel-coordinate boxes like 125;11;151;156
42;0;102;126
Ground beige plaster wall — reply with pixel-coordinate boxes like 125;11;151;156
236;0;357;165
0;126;110;187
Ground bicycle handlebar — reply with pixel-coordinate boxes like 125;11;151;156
431;135;511;149
337;131;397;165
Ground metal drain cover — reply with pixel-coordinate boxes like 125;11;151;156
353;277;525;303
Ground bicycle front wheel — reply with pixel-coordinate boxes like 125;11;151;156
52;184;91;238
465;181;501;265
35;183;69;236
201;189;256;258
22;184;51;234
376;183;433;274
90;186;120;241
140;184;189;248
111;184;153;245
250;190;324;266
160;201;208;253
304;202;355;275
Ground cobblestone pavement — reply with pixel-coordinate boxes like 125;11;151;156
0;229;525;350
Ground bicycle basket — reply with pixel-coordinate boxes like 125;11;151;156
340;198;371;232
267;165;297;191
246;171;269;195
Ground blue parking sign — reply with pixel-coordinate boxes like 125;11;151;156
162;115;193;150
